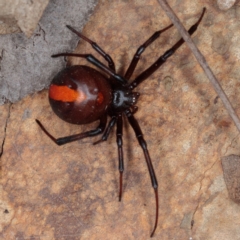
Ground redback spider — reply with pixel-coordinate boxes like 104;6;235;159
36;8;206;237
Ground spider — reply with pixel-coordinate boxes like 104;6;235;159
36;8;205;237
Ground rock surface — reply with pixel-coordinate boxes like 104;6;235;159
0;0;49;36
1;0;240;239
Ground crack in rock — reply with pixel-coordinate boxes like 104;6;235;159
0;103;11;158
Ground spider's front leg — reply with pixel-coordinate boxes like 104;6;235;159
116;113;124;201
124;23;174;80
125;109;158;238
129;7;206;90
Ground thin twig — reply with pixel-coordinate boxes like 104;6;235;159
157;0;240;133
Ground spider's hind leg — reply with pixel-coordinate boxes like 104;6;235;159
36;115;107;146
93;115;117;145
93;113;125;202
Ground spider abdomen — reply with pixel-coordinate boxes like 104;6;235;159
49;65;112;124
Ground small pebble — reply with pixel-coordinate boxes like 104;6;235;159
221;154;240;204
217;0;236;10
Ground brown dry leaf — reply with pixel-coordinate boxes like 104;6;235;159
1;0;240;239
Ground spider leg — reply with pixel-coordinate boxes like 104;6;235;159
93;113;124;201
93;115;117;145
35;115;107;146
124;23;173;80
128;7;206;90
116;113;124;201
66;25;116;72
93;110;150;203
125;109;158;237
52;53;127;85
